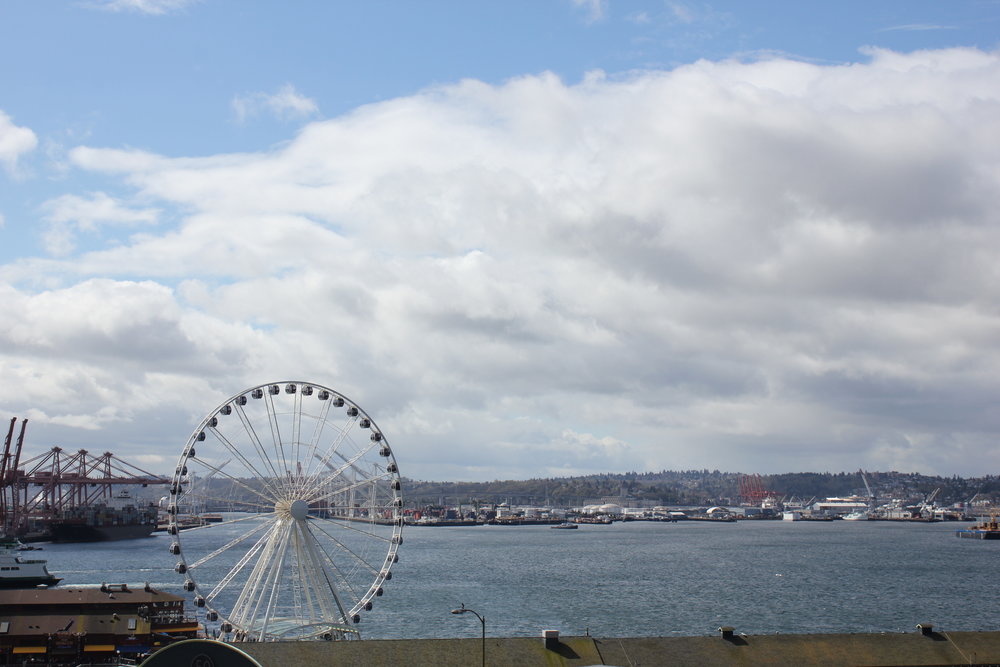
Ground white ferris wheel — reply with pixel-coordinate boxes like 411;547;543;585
167;381;403;641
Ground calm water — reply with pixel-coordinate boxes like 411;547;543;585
39;519;1000;639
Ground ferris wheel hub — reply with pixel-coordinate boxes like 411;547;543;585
274;498;310;521
290;499;309;521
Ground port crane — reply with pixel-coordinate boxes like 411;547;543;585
919;487;941;517
0;418;28;537
1;417;169;537
860;469;876;510
738;473;779;506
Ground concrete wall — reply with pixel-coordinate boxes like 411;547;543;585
230;630;1000;667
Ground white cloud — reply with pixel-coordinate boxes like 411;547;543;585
0;111;37;174
43;192;159;230
86;0;199;15
879;24;958;33
68;146;165;173
0;278;261;438
232;84;319;124
40;192;160;256
572;0;607;23
4;48;1000;479
668;2;697;24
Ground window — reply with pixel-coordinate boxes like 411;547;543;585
0;622;9;633
127;618;136;631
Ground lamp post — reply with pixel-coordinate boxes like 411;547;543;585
450;603;485;667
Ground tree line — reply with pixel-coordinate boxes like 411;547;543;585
402;470;1000;507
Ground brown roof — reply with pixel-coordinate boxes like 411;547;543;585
1;611;132;636
0;585;183;608
0;585;190;638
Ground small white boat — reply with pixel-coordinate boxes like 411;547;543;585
551;522;578;530
843;511;868;521
0;538;61;588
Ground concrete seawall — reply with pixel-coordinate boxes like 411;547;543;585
231;628;1000;666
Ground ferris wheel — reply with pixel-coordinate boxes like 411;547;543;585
167;381;403;641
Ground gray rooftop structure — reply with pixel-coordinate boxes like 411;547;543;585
232;627;1000;667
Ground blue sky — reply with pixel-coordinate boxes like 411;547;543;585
4;2;995;158
2;1;1000;481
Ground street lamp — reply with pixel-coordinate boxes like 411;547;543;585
450;603;485;667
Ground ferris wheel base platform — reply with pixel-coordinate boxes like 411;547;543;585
142;639;262;667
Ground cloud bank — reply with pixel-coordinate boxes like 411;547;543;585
2;48;999;481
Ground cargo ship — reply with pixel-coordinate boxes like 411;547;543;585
44;503;159;542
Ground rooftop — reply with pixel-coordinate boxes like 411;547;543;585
0;584;183;608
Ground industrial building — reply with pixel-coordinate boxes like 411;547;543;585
0;584;198;664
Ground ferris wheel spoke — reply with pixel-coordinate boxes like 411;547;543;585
230;520;290;629
290;391;303;482
187;518;275;570
311;478;394;510
306;415;360;489
232;399;285;485
304;529;363;605
288;526;318;624
309;503;392;514
262;392;293;490
205;529;272;604
256;521;295;638
183;490;273;514
316;469;393;498
182;459;232;503
308;518;388;575
302;451;369;500
297;521;356;620
301;396;335;478
306;525;376;607
310;513;395;542
206;428;284;499
176;508;275;536
189;457;279;506
309;471;393;506
311;517;392;544
310;440;378;495
292;522;347;624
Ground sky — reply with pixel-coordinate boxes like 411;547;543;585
1;1;999;482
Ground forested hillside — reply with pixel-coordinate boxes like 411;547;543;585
402;470;1000;507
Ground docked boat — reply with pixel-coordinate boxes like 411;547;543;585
843;511;869;521
0;538;61;588
551;522;579;529
956;516;1000;540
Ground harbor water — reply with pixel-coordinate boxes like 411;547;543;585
39;519;1000;640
